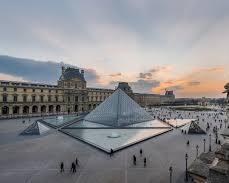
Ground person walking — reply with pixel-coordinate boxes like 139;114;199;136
60;162;64;172
144;157;146;167
71;162;76;173
110;149;113;157
140;149;143;156
133;155;136;165
187;140;190;146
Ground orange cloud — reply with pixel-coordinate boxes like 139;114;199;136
109;72;122;77
153;66;227;97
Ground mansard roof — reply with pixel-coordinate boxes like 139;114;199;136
62;67;85;81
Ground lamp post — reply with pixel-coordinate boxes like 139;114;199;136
185;154;188;182
196;145;199;158
203;139;206;152
209;134;212;152
169;166;173;183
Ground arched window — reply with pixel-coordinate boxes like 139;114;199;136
2;106;9;115
23;106;29;114
41;105;46;113
74;105;78;112
13;106;19;114
49;105;54;113
56;105;61;113
32;106;38;113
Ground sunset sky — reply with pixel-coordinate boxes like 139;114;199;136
0;0;229;98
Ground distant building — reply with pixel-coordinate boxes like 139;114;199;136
223;83;229;102
0;67;175;118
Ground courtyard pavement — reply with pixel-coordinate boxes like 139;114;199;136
0;109;227;183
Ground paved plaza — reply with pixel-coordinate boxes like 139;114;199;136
0;108;227;183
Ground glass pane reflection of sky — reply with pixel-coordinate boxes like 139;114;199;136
42;115;80;127
62;128;171;152
61;119;172;152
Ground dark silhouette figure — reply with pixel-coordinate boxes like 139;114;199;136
140;149;143;156
110;149;113;157
133;155;136;165
60;162;64;172
71;162;76;173
144;157;146;167
187;140;190;146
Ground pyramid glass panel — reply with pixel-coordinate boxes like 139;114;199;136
20;121;40;135
37;122;50;134
84;89;153;127
20;121;50;135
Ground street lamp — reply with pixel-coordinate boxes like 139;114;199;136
169;166;173;183
203;139;206;152
185;154;188;182
209;134;212;152
196;145;199;158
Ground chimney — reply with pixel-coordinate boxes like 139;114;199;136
81;70;84;76
61;66;65;75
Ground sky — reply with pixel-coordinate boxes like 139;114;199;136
0;0;229;98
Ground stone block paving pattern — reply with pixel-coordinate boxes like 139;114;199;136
0;109;227;183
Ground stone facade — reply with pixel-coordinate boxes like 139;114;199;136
0;67;174;118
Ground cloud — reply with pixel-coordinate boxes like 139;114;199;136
0;55;100;86
187;81;201;86
138;66;172;79
110;79;160;93
153;66;227;98
109;73;122;77
129;79;160;93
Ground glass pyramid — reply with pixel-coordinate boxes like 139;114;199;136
181;121;206;134
84;89;154;127
20;121;50;135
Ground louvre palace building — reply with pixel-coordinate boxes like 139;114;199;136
0;66;175;118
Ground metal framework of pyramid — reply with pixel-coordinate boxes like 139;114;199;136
20;121;50;135
84;89;154;127
181;121;206;134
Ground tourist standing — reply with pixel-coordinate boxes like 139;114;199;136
144;157;146;167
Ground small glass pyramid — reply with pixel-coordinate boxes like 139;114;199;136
20;121;50;135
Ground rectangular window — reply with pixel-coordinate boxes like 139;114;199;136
41;89;43;93
55;96;58;102
48;96;51;102
32;96;36;102
40;96;44;102
68;96;70;102
14;88;17;92
13;95;17;102
3;87;7;92
75;96;78;102
23;95;27;102
3;95;7;102
24;88;26;92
